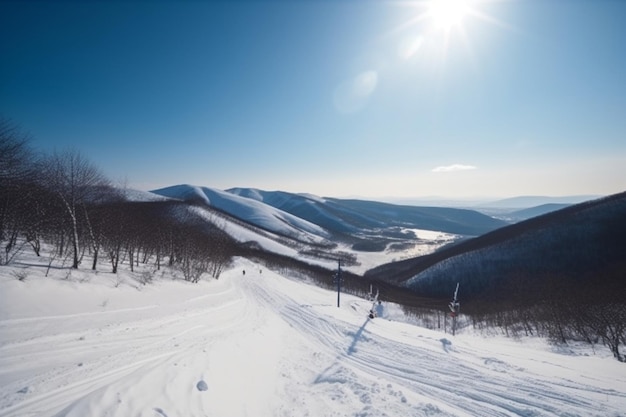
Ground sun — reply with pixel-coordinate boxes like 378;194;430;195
391;0;506;64
427;0;471;30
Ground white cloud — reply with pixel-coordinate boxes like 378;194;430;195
431;164;477;173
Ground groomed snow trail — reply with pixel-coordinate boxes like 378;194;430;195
239;264;626;417
1;260;625;417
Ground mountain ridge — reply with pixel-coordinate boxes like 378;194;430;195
364;191;626;301
478;195;599;209
225;187;507;237
151;184;330;243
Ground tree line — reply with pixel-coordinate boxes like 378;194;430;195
0;118;235;281
462;267;626;362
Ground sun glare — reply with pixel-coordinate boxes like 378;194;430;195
428;0;470;30
391;0;503;63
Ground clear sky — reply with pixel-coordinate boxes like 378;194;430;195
1;0;625;200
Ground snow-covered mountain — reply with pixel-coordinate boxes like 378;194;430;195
151;184;330;243
227;187;507;237
147;185;510;270
152;185;507;239
227;187;363;235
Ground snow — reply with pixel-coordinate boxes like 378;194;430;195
118;189;171;202
1;256;625;417
408;228;458;242
152;184;330;241
189;206;304;258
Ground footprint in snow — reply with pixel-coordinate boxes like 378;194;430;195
153;407;169;417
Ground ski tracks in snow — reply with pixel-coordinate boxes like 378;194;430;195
241;268;626;417
1;263;625;417
0;275;262;417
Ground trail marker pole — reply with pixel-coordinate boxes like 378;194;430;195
449;282;460;336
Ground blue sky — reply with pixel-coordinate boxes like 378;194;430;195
2;0;625;200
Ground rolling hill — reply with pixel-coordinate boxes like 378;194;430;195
478;195;599;209
364;191;626;302
153;185;507;240
151;184;330;244
505;203;571;222
226;187;507;237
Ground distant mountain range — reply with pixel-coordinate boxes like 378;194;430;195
478;195;599;209
505;203;571;222
359;195;598;209
145;185;625;309
151;185;508;248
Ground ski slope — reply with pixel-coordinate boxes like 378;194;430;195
1;260;625;417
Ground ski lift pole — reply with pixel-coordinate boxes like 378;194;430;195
335;259;342;308
368;286;380;319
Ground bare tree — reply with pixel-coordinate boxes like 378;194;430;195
0;118;36;264
0;118;33;185
39;149;110;269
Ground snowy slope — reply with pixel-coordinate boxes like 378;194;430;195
1;258;625;417
189;206;302;260
151;184;330;242
119;188;171;202
226;188;342;230
227;187;508;236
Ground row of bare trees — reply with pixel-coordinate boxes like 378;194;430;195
0;118;234;281
463;268;626;362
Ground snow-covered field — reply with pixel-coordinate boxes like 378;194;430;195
1;257;625;417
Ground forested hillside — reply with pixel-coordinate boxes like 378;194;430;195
365;193;626;293
408;193;625;298
365;192;626;360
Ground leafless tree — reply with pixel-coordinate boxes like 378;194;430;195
0;118;33;185
39;149;110;269
0;118;36;264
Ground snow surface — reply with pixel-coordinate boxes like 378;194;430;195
118;189;171;203
408;228;458;242
1;257;625;417
151;185;330;242
190;206;302;260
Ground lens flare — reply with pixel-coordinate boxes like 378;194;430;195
333;71;379;114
